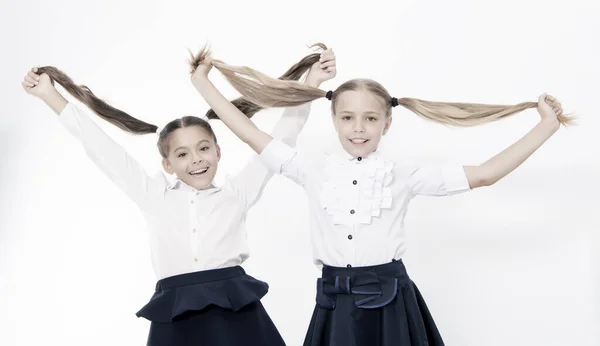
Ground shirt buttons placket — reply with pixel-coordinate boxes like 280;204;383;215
190;191;200;266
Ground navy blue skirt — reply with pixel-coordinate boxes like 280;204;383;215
136;266;286;346
304;259;444;346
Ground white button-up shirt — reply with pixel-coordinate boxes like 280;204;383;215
259;138;472;268
59;102;311;280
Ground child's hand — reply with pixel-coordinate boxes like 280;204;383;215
537;93;563;126
306;48;336;87
190;47;214;89
22;67;54;98
192;56;213;79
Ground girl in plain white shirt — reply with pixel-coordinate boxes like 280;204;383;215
189;45;569;346
20;46;337;346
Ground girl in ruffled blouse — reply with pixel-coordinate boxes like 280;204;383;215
190;46;571;346
20;46;336;346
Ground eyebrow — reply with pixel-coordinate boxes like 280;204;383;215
173;139;211;152
339;110;381;115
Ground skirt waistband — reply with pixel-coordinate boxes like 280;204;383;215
138;266;267;323
317;260;410;310
322;259;409;281
156;266;246;291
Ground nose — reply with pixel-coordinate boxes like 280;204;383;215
191;152;203;164
352;119;365;133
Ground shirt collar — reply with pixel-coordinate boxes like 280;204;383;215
167;178;221;194
327;144;381;163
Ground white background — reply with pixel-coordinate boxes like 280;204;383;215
1;0;598;345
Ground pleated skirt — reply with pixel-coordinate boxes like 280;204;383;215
304;259;444;346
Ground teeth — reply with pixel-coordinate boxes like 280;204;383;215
351;139;367;144
190;168;209;175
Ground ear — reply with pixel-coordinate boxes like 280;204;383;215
162;158;175;174
216;144;222;161
382;115;393;136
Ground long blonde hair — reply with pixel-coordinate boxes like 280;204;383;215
190;46;574;126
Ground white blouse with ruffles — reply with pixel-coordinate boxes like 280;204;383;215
260;138;472;269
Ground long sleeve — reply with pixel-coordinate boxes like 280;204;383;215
258;137;307;187
227;103;311;209
58;103;162;208
270;103;311;147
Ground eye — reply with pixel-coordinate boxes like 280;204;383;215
341;115;352;121
200;146;210;151
177;152;187;158
367;116;378;122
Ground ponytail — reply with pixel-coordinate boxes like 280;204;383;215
190;44;328;119
35;66;158;134
35;66;217;158
394;97;574;126
189;48;574;126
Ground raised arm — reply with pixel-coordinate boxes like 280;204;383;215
201;49;336;207
22;68;159;208
193;75;271;153
463;94;564;188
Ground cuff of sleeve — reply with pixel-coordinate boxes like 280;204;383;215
58;102;76;122
259;138;297;174
441;165;471;194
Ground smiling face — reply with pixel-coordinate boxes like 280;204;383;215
331;82;393;158
161;125;220;190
